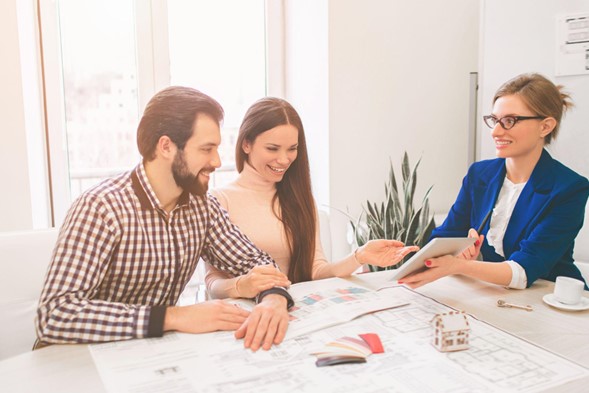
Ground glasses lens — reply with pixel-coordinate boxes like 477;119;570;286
483;116;497;128
500;116;516;130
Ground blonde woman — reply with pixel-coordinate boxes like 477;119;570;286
403;73;589;289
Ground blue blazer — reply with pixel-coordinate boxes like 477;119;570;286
432;149;589;287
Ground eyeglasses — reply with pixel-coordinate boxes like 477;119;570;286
483;115;545;130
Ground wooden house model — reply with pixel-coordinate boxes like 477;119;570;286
431;311;470;352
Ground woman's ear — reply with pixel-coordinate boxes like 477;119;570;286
242;140;252;154
540;117;557;138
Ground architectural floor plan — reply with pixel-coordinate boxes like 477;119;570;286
90;279;588;393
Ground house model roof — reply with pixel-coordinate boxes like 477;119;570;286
433;312;470;332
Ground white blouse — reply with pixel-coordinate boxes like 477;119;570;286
486;177;528;289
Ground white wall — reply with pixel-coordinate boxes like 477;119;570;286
479;0;589;260
284;0;330;209
0;0;478;257
0;0;34;231
325;0;480;258
3;0;586;264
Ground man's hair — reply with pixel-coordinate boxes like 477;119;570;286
137;86;224;160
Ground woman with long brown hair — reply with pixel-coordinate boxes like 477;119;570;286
205;97;417;299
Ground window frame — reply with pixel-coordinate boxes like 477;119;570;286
38;0;284;227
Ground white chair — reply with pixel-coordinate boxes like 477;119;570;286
0;228;59;361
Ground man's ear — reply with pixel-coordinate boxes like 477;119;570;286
156;135;176;159
541;117;557;138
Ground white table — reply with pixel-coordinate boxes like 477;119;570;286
1;273;588;392
350;273;589;368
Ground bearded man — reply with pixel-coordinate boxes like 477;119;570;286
36;87;292;352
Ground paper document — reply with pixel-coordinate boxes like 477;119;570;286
284;277;409;340
231;277;408;340
90;277;589;393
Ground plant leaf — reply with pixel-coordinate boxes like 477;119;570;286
421;184;434;206
401;152;410;183
410;164;418;207
416;217;436;246
404;207;422;245
389;159;398;195
345;152;434;272
366;200;377;220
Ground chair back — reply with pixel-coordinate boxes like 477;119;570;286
0;228;58;360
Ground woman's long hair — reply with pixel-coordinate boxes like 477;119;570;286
236;98;316;283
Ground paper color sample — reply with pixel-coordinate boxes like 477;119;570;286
312;333;384;367
316;356;367;367
359;333;384;354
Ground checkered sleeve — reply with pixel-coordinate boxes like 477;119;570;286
35;194;150;344
201;195;277;277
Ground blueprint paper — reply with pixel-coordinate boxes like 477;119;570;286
90;281;589;393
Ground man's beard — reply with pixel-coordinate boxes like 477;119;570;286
172;149;212;196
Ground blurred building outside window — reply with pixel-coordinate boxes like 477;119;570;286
49;0;268;206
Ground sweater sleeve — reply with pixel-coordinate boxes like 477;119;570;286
311;214;330;279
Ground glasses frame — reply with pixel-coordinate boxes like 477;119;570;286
483;115;545;130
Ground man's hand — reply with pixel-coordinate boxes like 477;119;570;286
238;265;291;298
357;239;420;267
234;294;289;351
164;300;250;333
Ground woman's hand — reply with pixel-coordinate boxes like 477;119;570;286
399;230;482;288
399;254;467;288
356;239;420;268
457;228;484;260
237;265;291;298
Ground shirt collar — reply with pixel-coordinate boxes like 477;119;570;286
131;162;193;212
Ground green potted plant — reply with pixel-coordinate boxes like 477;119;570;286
351;152;436;272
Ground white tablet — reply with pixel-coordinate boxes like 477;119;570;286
390;237;476;281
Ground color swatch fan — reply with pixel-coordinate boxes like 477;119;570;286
312;333;384;367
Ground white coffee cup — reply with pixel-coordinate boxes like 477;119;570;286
553;276;584;305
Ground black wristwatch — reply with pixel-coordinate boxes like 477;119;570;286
255;287;294;309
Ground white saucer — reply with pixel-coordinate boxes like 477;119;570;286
542;294;589;311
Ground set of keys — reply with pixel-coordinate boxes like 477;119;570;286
497;299;533;311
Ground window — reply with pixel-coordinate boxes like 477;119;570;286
167;0;266;188
39;0;279;224
56;0;140;199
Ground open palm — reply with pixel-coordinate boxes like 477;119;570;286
359;239;419;267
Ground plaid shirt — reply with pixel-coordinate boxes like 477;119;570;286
36;163;279;344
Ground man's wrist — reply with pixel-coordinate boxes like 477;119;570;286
260;293;287;307
234;276;243;298
255;287;294;309
149;305;167;337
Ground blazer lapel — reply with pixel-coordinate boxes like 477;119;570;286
503;149;554;256
475;162;505;234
